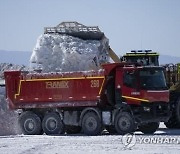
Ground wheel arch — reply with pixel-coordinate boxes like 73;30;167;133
112;104;133;125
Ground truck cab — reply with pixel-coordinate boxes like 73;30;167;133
121;50;180;129
103;63;169;125
113;64;170;134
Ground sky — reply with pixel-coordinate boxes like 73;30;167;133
0;0;180;57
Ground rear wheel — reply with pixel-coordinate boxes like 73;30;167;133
19;111;42;135
164;119;179;128
139;122;159;134
65;126;81;134
115;112;135;135
82;112;102;135
42;112;64;135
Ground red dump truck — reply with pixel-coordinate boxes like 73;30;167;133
4;63;170;135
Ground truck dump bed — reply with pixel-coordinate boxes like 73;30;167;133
4;70;106;109
5;63;129;109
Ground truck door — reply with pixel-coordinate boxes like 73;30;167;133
121;69;140;104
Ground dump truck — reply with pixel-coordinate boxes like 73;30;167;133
122;50;180;128
4;63;170;135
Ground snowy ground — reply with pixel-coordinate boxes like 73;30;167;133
0;123;180;154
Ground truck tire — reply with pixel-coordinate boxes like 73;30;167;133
82;111;102;135
164;117;179;129
164;97;180;129
115;112;135;135
42;112;64;135
138;122;159;134
65;126;81;134
106;126;117;134
19;111;42;135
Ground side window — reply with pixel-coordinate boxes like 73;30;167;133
123;71;136;88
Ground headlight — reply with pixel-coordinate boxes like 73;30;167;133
143;106;150;112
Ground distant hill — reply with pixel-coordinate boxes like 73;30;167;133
0;50;180;66
0;50;32;66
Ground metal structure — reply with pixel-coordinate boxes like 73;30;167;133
163;63;180;89
44;21;104;40
108;47;121;63
163;63;180;128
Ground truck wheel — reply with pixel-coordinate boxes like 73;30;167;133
139;122;159;134
42;112;64;135
82;112;102;135
106;126;117;134
65;126;81;134
164;97;180;128
164;118;178;128
175;97;180;125
115;112;135;135
19;111;42;135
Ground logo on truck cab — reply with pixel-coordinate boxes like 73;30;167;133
46;81;69;89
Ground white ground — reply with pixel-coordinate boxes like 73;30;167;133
0;123;180;154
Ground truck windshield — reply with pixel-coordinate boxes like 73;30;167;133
124;56;159;66
139;69;167;90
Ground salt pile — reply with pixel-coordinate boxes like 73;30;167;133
0;63;26;79
0;87;21;135
30;24;110;72
0;63;24;135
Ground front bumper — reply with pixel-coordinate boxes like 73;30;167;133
132;102;171;123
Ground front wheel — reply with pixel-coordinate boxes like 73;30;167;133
139;122;159;134
42;112;64;135
115;112;135;135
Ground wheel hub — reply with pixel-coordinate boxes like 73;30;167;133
118;117;130;131
46;118;57;131
24;119;35;132
49;120;56;128
86;117;97;131
28;122;34;130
